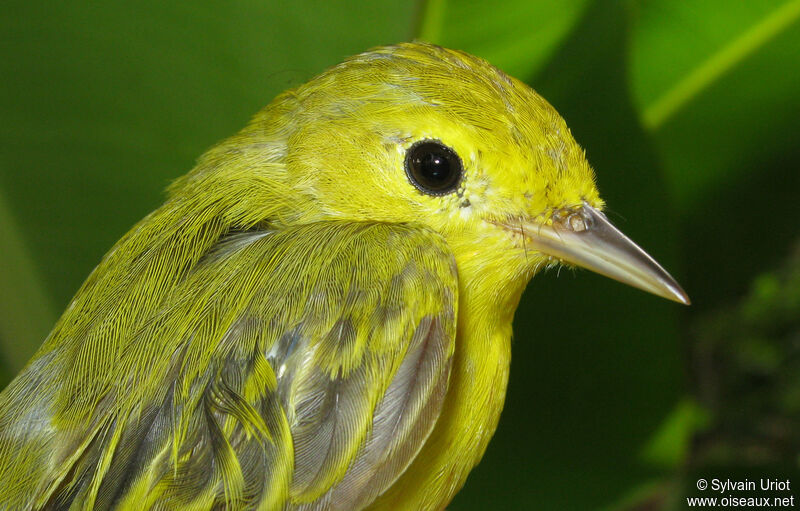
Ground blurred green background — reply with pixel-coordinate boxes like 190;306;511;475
1;0;799;509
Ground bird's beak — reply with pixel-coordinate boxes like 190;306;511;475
514;202;690;304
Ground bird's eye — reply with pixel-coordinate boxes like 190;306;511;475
404;140;463;195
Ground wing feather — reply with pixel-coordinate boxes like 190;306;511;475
0;221;457;511
319;314;452;511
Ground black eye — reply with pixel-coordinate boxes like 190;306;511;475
404;140;463;195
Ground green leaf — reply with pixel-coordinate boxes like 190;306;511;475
641;399;710;469
629;0;800;211
417;0;591;79
0;189;55;377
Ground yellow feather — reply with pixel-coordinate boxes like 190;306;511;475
0;42;686;510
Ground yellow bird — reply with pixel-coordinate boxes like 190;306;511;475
0;42;688;510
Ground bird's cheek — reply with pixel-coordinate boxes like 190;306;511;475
447;225;531;279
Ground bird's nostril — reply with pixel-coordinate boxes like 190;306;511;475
567;214;588;232
550;206;591;233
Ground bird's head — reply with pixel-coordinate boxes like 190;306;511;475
187;42;688;309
